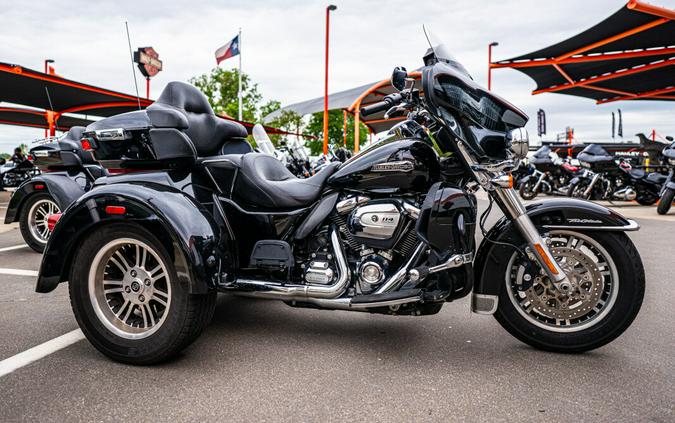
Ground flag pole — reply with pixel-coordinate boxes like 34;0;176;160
238;27;243;121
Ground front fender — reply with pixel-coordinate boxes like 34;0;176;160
4;172;87;223
36;183;224;294
473;198;638;300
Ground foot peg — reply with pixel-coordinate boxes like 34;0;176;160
408;253;473;283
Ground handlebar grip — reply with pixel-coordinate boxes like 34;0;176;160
360;101;390;117
360;93;403;117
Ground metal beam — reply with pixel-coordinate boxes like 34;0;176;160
597;85;675;104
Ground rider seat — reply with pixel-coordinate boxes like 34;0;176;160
646;172;667;184
147;81;252;156
233;153;340;208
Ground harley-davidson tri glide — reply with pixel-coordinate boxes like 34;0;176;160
37;33;645;364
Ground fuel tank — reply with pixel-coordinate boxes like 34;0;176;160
327;133;439;195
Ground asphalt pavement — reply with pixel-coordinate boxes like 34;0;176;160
0;190;673;422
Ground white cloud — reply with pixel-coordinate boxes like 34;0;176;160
0;0;673;152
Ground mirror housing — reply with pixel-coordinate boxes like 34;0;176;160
666;135;674;142
391;66;407;91
508;127;529;160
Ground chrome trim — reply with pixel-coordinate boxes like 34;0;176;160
543;219;640;232
336;196;369;214
94;128;127;141
374;243;426;294
471;293;498;315
371;161;414;173
231;229;350;300
402;202;420;219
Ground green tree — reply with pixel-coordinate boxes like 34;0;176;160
189;68;262;121
305;110;368;155
263;102;305;145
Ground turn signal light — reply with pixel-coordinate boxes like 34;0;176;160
105;205;126;215
47;213;62;231
534;243;559;275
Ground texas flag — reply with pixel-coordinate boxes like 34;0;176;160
215;35;240;64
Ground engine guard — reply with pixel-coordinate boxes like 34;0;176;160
471;198;638;314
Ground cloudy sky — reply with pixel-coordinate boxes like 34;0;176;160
1;0;673;153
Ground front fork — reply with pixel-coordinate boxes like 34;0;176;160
491;187;572;291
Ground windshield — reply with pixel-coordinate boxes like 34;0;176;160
423;26;472;80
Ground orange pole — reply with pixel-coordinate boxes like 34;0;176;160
342;109;347;146
354;109;360;153
322;5;337;156
488;42;498;90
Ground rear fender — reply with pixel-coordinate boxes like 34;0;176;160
36;183;227;294
4;173;86;223
473;198;638;307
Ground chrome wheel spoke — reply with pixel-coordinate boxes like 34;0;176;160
89;238;171;339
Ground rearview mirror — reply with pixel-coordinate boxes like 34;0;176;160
391;66;407;91
667;136;674;142
508;127;529;159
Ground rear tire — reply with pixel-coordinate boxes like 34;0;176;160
494;230;644;353
69;223;216;365
19;192;59;253
657;188;674;215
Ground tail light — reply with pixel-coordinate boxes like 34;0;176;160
34;184;45;190
105;205;126;215
80;137;96;151
47;213;62;231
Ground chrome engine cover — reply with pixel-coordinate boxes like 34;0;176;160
303;260;334;285
348;202;402;240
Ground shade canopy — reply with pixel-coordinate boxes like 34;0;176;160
491;0;675;104
264;73;421;135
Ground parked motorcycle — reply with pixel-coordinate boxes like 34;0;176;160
567;144;663;204
0;157;39;188
518;146;579;200
657;137;675;215
37;31;644;364
4;127;108;252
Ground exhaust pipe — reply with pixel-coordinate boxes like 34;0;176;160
613;187;637;201
231;229;351;301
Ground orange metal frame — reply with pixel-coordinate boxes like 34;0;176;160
489;0;675;104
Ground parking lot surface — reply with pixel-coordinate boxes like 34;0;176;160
0;190;673;422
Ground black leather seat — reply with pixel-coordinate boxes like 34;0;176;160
646;172;667;184
234;154;340;208
58;126;97;165
146;81;252;156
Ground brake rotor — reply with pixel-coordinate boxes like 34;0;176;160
521;246;604;321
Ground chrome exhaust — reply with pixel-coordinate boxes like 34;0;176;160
232;229;350;301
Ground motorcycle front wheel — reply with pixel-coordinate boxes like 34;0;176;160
494;230;644;353
518;181;539;200
69;223;216;364
567;180;590;200
657;188;674;215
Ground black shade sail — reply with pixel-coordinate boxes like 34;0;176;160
491;0;675;104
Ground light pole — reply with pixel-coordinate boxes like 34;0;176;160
323;4;337;156
488;42;498;90
44;59;54;74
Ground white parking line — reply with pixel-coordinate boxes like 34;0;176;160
0;244;28;252
0;268;38;277
0;329;85;378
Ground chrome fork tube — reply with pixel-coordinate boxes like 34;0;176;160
584;173;600;198
491;187;569;285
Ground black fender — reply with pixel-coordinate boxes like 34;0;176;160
473;198;638;299
36;182;226;295
4;172;88;223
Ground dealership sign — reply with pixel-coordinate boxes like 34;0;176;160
133;47;163;78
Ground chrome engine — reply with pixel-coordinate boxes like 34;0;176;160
331;196;421;294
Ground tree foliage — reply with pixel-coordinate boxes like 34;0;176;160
305;110;369;155
189;68;262;121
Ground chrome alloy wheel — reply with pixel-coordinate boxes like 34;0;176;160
506;231;619;333
89;238;171;340
28;198;59;244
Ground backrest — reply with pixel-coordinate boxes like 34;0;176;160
147;81;249;157
58;126;97;165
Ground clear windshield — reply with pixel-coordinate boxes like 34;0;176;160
423;25;472;79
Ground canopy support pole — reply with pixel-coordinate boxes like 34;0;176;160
354;109;360;153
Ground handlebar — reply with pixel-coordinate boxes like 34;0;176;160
360;93;403;117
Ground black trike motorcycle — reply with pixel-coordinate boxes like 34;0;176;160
5;127;107;252
37;33;645;364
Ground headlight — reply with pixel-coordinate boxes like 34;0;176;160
508;127;529;159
